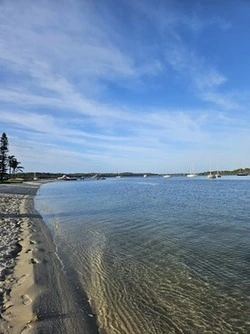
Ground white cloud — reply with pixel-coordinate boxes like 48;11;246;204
201;91;240;110
0;0;146;93
164;41;227;91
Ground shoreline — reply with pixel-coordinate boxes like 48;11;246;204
0;182;100;334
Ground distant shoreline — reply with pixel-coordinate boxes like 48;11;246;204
7;167;250;182
0;182;99;334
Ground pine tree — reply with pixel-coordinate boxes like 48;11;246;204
0;132;9;182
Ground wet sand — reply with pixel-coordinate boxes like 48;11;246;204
0;182;99;334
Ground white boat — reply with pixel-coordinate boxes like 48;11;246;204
58;174;77;181
143;174;147;178
163;174;171;178
116;171;122;178
58;174;70;180
207;160;216;179
237;168;248;176
187;165;196;177
215;166;221;178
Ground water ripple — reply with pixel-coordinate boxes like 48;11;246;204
35;177;250;334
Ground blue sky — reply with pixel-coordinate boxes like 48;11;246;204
0;0;250;173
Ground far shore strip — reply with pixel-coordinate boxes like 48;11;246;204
0;182;100;334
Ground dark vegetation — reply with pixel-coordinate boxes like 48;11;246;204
13;169;250;181
0;132;24;183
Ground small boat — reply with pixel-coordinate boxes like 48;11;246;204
187;173;196;178
207;160;216;179
163;174;171;178
237;168;248;176
143;174;147;178
187;165;196;177
237;172;248;176
215;166;222;178
58;174;71;180
58;175;77;181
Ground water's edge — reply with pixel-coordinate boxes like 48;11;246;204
33;183;100;334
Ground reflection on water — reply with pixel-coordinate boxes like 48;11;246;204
35;177;250;334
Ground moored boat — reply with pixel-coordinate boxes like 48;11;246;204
187;173;196;178
187;164;196;177
237;168;248;176
237;172;248;176
207;173;216;179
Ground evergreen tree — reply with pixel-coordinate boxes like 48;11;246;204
0;132;9;182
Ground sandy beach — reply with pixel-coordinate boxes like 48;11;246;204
0;182;99;334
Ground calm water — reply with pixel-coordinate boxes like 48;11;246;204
35;176;250;334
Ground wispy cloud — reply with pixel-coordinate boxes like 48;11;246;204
164;40;228;95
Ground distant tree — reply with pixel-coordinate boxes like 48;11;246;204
8;155;15;175
0;133;9;182
8;156;24;176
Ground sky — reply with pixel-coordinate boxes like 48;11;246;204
0;0;250;174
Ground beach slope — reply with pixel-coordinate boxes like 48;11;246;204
0;182;99;334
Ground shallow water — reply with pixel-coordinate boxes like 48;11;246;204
35;176;250;334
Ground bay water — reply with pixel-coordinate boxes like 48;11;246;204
35;176;250;334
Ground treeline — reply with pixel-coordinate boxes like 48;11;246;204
15;172;159;180
14;169;250;181
0;132;24;182
199;168;250;176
